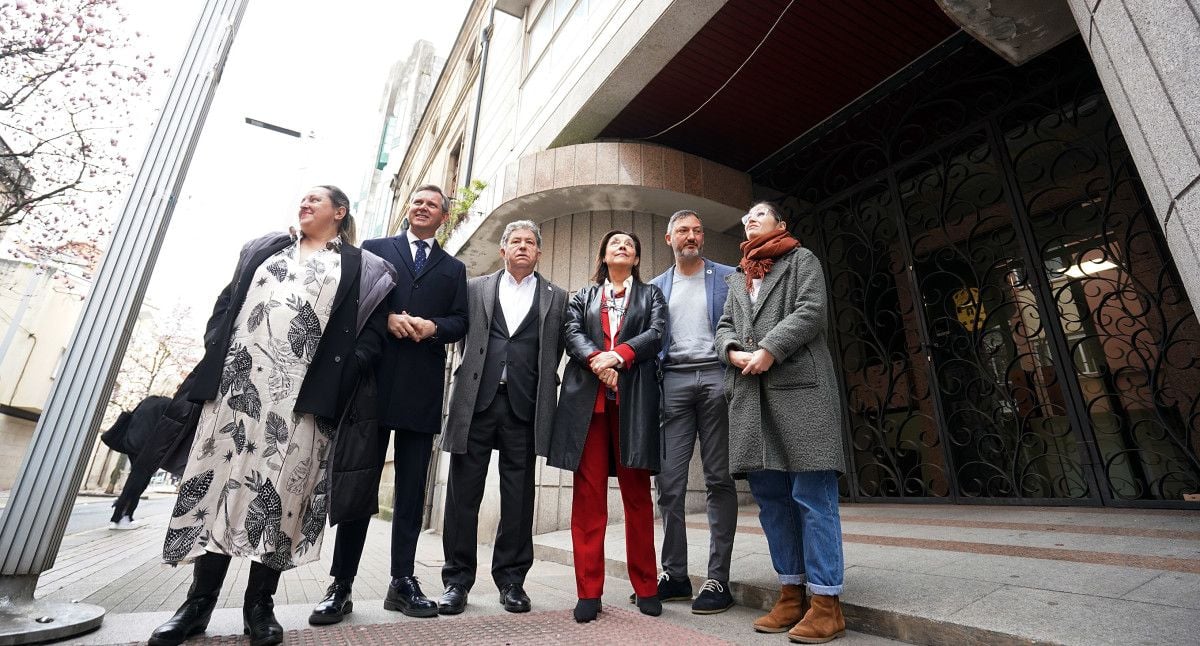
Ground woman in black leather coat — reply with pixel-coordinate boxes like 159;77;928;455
547;230;666;622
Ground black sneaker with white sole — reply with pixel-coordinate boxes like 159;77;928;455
628;572;693;603
691;579;734;614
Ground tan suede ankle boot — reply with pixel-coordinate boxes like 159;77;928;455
753;584;808;633
788;594;846;643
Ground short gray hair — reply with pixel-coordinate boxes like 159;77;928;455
500;219;541;247
666;209;701;234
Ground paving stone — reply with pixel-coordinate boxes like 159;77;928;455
925;551;1164;598
844;566;1004;620
949;584;1200;646
1121;571;1200;610
36;497;1200;645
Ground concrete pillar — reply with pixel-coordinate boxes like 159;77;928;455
1066;0;1200;309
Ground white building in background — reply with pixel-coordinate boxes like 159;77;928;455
356;41;444;240
0;256;88;489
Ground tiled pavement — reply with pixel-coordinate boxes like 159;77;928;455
48;504;896;645
41;507;405;613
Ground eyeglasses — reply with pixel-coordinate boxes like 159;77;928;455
741;211;776;226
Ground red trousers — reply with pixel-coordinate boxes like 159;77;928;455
571;399;657;599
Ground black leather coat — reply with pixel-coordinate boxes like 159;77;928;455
547;281;666;474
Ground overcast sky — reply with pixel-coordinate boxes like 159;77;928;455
125;0;470;336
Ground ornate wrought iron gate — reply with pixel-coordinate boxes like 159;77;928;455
755;39;1200;507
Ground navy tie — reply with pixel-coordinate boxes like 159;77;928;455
414;239;428;273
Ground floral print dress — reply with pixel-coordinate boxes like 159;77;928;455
164;240;342;571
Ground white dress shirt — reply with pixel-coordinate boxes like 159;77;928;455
499;270;537;336
409;234;436;259
498;270;537;382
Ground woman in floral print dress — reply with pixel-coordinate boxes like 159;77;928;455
149;186;396;646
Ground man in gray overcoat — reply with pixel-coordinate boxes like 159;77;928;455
437;220;568;615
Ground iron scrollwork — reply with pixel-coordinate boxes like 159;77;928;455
761;38;1200;505
1001;87;1200;502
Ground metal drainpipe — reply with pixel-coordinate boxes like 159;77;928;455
462;6;496;186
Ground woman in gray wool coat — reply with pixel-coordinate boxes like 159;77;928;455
714;200;847;644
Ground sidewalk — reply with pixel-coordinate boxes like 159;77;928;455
532;503;1200;646
30;498;1200;644
42;505;896;645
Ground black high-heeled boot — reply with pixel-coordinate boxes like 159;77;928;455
243;561;284;646
149;553;231;646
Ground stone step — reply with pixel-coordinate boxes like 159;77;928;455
532;503;1200;646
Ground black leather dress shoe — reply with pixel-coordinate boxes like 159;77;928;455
499;582;531;613
438;583;468;614
384;576;440;618
309;579;354;625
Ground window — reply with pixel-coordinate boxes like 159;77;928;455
526;3;552;71
524;0;592;79
445;135;463;197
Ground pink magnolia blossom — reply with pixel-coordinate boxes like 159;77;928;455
1;0;160;281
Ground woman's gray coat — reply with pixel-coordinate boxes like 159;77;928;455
714;247;846;476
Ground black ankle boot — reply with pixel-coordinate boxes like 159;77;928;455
243;561;284;646
244;597;284;646
573;597;602;623
149;553;231;646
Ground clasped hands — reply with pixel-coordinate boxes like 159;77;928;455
388;311;436;341
589;350;622;390
727;348;775;375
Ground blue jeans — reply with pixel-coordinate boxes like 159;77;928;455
745;470;844;595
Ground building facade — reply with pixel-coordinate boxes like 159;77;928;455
383;0;1200;536
357;41;445;241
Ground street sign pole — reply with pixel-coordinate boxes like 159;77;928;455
0;0;249;642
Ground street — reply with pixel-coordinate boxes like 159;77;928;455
64;495;175;535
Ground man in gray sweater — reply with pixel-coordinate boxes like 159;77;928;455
647;209;738;614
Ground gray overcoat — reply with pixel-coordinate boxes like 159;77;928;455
714;247;846;475
440;270;568;457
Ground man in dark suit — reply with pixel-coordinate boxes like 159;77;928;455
436;220;567;616
310;184;468;624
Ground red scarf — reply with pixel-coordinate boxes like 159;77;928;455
739;228;800;290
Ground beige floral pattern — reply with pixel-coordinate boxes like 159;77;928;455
164;241;341;570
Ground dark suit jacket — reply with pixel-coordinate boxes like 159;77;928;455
363;232;469;433
441;270;568;456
